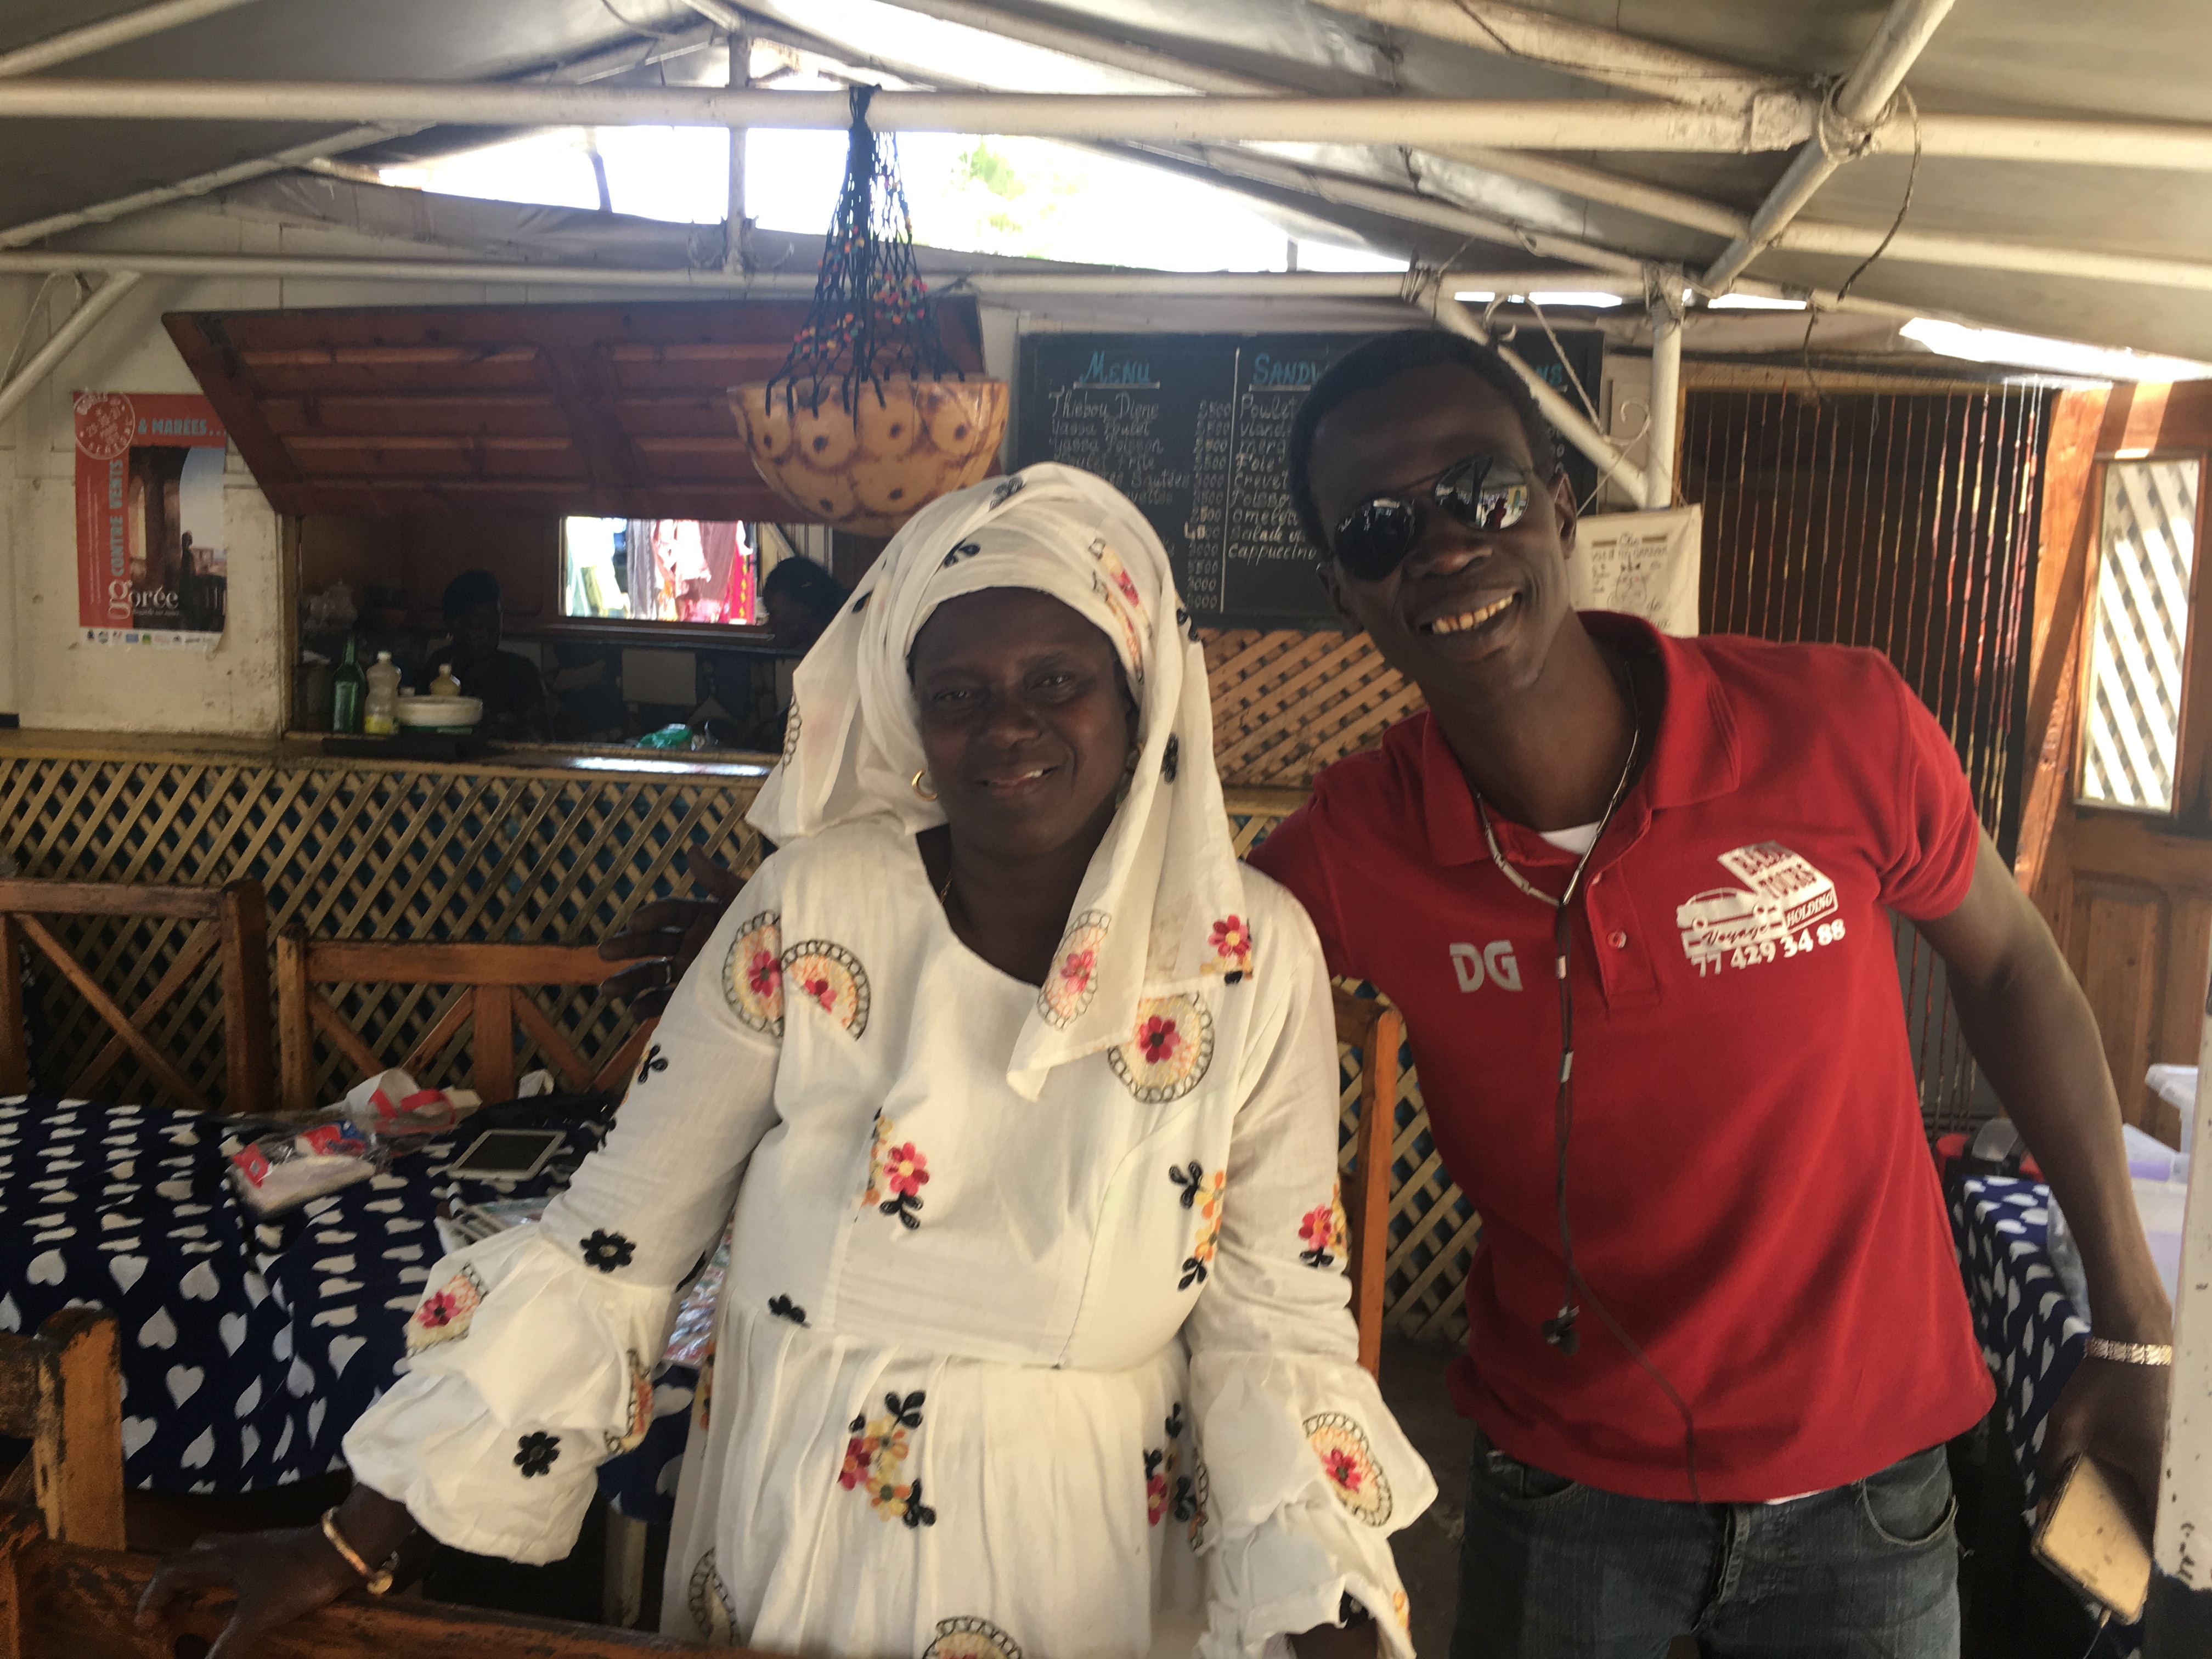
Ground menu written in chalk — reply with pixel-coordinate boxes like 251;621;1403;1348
1017;329;1602;628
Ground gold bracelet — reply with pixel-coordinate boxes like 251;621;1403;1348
320;1506;397;1595
2084;1336;2174;1367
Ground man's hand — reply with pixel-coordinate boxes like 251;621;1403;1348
2039;1356;2171;1522
598;849;744;1017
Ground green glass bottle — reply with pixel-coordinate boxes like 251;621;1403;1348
331;637;365;734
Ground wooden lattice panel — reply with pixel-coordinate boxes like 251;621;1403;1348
0;752;764;1113
4;760;1475;1337
1203;628;1421;789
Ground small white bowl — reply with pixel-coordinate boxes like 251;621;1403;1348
394;695;484;729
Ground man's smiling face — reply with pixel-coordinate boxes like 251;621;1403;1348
1309;362;1579;710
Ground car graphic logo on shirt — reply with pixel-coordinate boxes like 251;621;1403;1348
1449;940;1523;993
1676;843;1843;977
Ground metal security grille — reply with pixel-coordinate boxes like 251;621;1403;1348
1680;383;2057;1138
2080;459;2203;812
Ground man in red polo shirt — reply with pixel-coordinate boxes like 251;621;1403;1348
1246;329;2173;1656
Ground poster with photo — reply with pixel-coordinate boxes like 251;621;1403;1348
74;391;230;648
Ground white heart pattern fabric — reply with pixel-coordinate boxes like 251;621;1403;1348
25;1250;64;1286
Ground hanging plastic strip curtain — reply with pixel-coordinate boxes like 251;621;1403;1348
1679;385;2058;1137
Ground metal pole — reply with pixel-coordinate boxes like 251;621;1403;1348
2157;994;2212;1616
0;0;265;78
861;0;1277;94
725;30;749;273
1701;0;1955;292
0;82;1811;150
1431;298;1651;507
1645;297;1681;510
1308;0;1801;115
0;273;144;432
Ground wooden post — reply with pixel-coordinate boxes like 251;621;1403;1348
220;880;273;1117
0;916;25;1097
33;1312;122;1552
473;983;515;1107
1351;1007;1401;1378
276;927;314;1116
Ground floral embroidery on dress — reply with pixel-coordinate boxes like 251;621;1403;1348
1178;1169;1226;1290
1110;994;1216;1104
514;1431;560;1478
1169;1160;1204;1207
1143;1446;1170;1524
1305;1412;1393;1526
1299;1181;1348;1269
1161;732;1180;782
580;1229;635;1274
1039;910;1109;1026
924;1616;1023;1659
603;1349;653;1454
1145;1403;1188;1527
840;1389;936;1527
989;475;1026;510
766;1294;807;1324
688;1550;737;1644
404;1265;486;1355
1089;538;1148;685
634;1042;668;1084
1204;914;1254;983
1391;1590;1412;1633
861;1114;929;1230
781;698;803;764
778;939;871;1037
722;911;785;1036
1183;1459;1211;1549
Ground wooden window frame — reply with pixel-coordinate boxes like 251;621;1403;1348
2075;449;2212;829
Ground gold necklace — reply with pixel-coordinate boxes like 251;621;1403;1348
1473;659;1642;911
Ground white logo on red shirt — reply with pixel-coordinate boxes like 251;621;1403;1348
1675;842;1843;977
1449;940;1523;993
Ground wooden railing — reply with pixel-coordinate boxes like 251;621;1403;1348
0;879;272;1116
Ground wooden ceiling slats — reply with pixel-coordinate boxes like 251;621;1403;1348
162;299;987;519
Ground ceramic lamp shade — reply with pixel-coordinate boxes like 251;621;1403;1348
730;376;1010;537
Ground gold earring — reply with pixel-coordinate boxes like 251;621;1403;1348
911;769;938;801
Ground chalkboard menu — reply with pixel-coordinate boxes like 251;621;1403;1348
1017;329;1602;629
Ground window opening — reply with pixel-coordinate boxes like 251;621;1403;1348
2080;458;2202;812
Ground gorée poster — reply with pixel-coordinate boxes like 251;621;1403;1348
74;391;229;648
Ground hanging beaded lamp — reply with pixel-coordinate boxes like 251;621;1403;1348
730;84;1009;537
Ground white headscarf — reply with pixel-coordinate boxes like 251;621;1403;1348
749;462;1249;1101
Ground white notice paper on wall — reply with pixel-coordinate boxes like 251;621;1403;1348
1569;505;1702;636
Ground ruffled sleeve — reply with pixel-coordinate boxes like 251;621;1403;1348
341;859;789;1562
1183;875;1435;1659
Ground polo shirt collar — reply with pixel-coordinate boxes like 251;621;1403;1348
1417;611;1741;868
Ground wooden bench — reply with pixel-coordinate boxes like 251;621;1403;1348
1333;986;1404;1378
0;878;272;1117
276;931;654;1115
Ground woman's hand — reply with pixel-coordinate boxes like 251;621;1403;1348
138;1487;416;1659
599;850;744;1016
135;1525;365;1659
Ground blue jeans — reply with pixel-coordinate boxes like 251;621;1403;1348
1451;1431;1961;1658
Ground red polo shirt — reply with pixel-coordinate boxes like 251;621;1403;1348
1249;615;1996;1502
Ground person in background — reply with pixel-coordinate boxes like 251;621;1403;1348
759;554;849;654
418;569;552;743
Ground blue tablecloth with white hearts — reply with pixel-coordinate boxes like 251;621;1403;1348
1951;1173;2140;1655
0;1093;668;1502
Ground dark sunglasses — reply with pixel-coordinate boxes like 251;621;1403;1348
1328;452;1533;582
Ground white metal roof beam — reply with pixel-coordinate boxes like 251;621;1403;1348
847;0;1280;94
0;0;266;79
1309;0;1797;116
1700;0;1954;293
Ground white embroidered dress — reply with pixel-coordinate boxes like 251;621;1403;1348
341;822;1431;1659
347;462;1431;1659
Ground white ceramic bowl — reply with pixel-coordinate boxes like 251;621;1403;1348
394;695;483;730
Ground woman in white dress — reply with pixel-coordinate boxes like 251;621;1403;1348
139;464;1433;1659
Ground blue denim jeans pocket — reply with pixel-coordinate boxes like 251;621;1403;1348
1471;1427;1582;1504
1853;1443;1959;1551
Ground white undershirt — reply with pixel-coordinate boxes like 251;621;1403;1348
1537;821;1602;856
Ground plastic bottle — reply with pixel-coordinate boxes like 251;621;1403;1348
362;650;402;736
430;662;462;698
331;637;365;733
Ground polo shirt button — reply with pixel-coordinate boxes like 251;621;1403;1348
1607;930;1628;949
